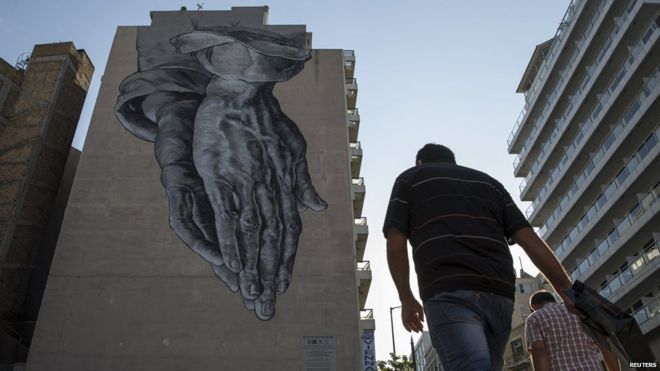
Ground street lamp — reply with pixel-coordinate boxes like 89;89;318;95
389;305;401;354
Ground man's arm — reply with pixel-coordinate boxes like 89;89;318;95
512;227;573;304
386;227;424;333
529;340;551;371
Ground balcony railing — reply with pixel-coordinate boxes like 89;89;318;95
560;182;659;266
552;134;659;258
347;108;360;143
633;297;660;328
352;177;364;186
538;71;660;237
357;260;371;271
512;0;614;170
524;20;658;211
360;308;374;320
350;141;362;154
344;50;355;78
355;217;368;226
592;240;659;300
508;0;585;147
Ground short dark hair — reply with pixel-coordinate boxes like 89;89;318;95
416;143;456;164
530;290;556;306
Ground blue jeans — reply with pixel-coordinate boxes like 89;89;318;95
424;290;514;371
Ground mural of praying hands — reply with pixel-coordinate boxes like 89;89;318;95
115;26;326;321
172;31;328;320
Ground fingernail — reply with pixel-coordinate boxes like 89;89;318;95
261;300;274;317
277;281;289;295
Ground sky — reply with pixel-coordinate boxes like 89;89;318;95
1;0;572;362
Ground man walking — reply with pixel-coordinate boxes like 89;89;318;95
526;290;620;371
384;143;575;370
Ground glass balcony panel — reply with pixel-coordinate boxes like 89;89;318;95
596;239;609;256
615;167;629;186
606;228;619;246
620;268;633;284
603;133;615;151
578;215;589;231
584;161;595;176
593;147;604;165
616;216;632;236
595;194;607;210
600;286;612;298
578;258;590;275
603;182;617;200
592;103;603;119
571;270;580;282
627;155;640;174
628;203;643;222
609;277;621;293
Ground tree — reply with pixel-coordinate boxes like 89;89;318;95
377;352;414;371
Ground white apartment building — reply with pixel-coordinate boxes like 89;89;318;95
508;0;659;356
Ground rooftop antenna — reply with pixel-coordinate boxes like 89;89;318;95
196;2;204;10
15;52;30;70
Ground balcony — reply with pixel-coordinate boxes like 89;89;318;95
346;108;360;143
595;240;659;304
360;308;375;331
523;20;659;206
512;0;617;174
508;0;586;151
352;177;365;218
343;50;355;79
347;108;360;143
357;260;372;309
346;78;358;109
570;189;659;285
354;217;369;261
538;98;660;239
350;141;363;179
558;179;659;264
633;296;660;335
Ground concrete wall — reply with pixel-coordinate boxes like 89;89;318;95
28;10;360;370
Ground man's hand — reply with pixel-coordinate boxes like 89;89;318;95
401;297;425;333
386;227;424;332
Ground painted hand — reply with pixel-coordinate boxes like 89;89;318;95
153;99;239;292
192;88;326;320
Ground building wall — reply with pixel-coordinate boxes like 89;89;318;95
28;8;362;371
0;43;92;365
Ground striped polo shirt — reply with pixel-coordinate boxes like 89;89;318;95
383;162;531;301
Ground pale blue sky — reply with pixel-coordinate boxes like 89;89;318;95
2;0;572;361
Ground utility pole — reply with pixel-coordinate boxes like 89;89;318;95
389;305;401;354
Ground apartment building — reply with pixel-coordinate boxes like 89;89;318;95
509;0;659;357
0;42;92;368
27;7;372;370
